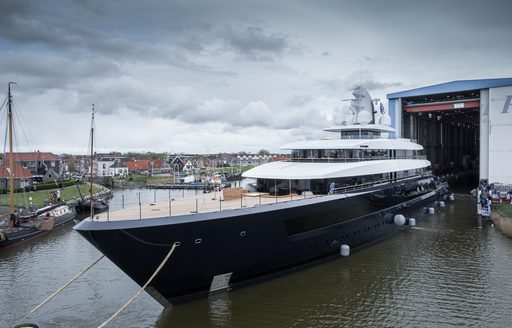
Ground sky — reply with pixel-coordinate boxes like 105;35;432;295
0;0;511;155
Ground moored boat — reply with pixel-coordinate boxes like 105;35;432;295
73;107;109;215
38;204;77;228
0;83;78;249
74;86;449;305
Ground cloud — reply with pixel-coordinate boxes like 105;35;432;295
220;25;297;61
0;52;120;91
1;0;512;155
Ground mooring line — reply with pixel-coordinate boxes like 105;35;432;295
97;241;180;328
15;255;105;326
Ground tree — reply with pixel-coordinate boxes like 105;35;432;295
68;162;76;172
258;149;270;156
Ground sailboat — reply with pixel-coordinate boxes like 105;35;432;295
74;106;108;214
0;83;77;248
0;83;50;247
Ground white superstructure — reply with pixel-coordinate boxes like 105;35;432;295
243;86;431;194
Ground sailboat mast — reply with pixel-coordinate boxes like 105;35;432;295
8;82;16;228
89;105;95;217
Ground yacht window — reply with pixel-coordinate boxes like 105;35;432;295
326;149;337;158
396;150;406;158
310;149;320;159
352;150;362;159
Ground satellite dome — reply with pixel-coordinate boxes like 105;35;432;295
358;111;372;124
379;114;391;126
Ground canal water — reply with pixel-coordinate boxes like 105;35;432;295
1;188;512;328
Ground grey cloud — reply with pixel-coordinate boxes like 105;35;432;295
220;25;295;61
0;1;235;76
287;94;313;107
0;53;121;93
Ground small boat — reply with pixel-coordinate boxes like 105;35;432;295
38;204;77;228
74;197;109;213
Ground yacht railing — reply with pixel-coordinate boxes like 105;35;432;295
328;171;433;195
93;171;435;222
287;155;427;163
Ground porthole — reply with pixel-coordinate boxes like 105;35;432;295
240;231;246;237
194;238;202;244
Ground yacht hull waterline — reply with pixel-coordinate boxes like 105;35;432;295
74;177;449;306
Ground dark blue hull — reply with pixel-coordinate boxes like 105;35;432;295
74;177;449;306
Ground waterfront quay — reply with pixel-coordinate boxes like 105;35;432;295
2;188;512;328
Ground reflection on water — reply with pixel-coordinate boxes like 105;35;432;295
2;190;512;328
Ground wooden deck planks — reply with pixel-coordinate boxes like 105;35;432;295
94;191;318;222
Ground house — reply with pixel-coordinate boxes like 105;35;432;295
151;159;171;174
182;160;195;173
94;160;115;177
127;160;151;174
0;161;33;190
109;160;129;176
3;152;63;182
236;154;274;166
170;156;185;172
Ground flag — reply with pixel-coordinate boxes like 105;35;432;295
380;102;385;114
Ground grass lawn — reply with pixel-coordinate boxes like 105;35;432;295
0;183;102;208
494;202;512;217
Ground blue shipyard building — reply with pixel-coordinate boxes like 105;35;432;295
387;78;512;184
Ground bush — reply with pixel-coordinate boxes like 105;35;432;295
34;179;76;191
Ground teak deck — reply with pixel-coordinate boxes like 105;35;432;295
94;192;319;222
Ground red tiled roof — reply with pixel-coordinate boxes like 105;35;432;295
127;160;150;171
0;161;33;178
271;156;289;161
4;152;60;162
153;159;164;168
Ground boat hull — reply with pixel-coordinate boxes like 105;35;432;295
75;179;449;306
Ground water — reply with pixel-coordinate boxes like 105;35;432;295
2;190;512;328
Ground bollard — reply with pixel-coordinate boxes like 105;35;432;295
122;194;125;209
340;244;350;256
409;218;416;226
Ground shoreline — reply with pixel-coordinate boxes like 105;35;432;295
491;210;512;237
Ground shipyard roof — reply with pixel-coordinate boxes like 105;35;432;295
387;78;512;99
